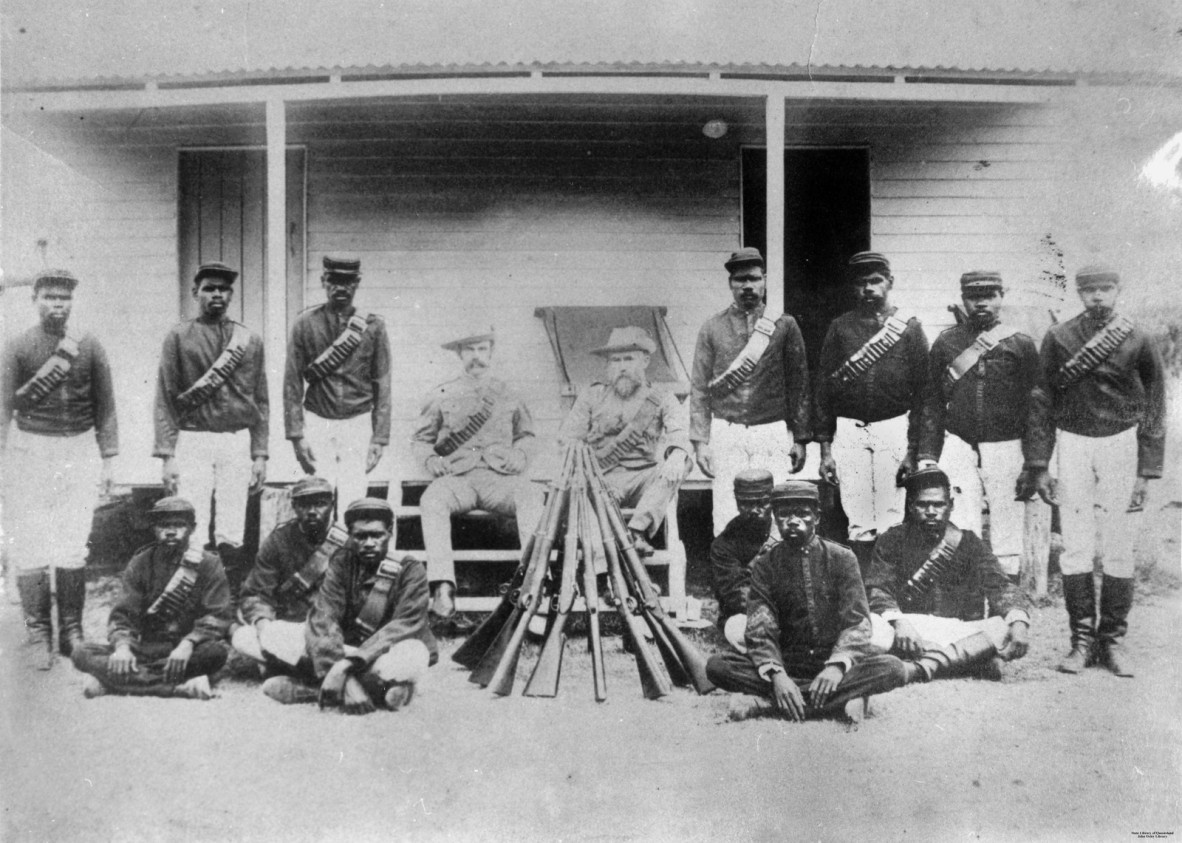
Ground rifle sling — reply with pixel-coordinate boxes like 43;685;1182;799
13;334;81;410
593;389;664;471
354;556;403;637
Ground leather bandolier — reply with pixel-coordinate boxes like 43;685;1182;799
174;323;250;413
899;526;963;604
277;525;350;604
14;333;81;410
1055;314;1135;389
146;547;206;621
434;395;497;457
303;314;370;383
708;315;776;398
829;315;909;388
593;390;663;471
354;556;404;637
943;323;1022;390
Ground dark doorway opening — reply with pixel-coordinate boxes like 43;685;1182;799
741;147;871;373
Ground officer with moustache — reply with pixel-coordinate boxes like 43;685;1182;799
284;255;392;509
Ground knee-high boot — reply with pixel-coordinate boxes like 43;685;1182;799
1097;574;1134;678
904;632;996;683
16;568;54;670
55;568;87;657
1058;573;1096;674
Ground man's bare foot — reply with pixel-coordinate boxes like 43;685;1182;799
262;675;318;705
174;675;216;700
430;582;456;619
81;675;107;699
383;681;415;711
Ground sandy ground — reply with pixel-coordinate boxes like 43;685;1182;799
2;509;1180;843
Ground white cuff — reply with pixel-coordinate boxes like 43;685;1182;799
1004;609;1031;626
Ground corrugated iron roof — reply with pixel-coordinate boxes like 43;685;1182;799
3;0;1179;88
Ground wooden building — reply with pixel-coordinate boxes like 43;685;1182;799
3;0;1180;490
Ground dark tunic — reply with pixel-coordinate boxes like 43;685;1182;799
153;316;269;458
1025;311;1166;477
0;324;118;456
745;535;873;676
108;543;232;648
812;308;929;451
709;515;773;629
864;522;1031;621
919;320;1040;460
305;547;437;679
239;520;328;624
282;304;392;444
689;304;810;442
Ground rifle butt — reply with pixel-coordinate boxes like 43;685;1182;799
487;606;534;696
469;606;522;686
522;612;568;698
452;596;516;669
657;617;715;695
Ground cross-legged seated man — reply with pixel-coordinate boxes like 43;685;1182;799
71;497;231;700
864;466;1031;683
263;499;438;714
706;481;907;723
233;476;346;676
710;469;777;653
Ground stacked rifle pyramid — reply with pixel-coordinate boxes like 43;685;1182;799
452;442;715;700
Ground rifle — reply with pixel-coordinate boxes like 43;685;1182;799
450;530;535;669
575;462;607;701
522;469;582;698
581;447;671;700
584;450;715;695
468;445;573;687
481;448;575;696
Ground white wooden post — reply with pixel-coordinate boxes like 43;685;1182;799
264;99;288;478
764;92;786;315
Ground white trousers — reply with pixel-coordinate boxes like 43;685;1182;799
869;612;1008;652
232;620;307;666
174;429;252;548
940;435;1026;575
2;428;100;571
1054;427;1139;578
302;411;375;512
709;418;796;535
832;415;910;542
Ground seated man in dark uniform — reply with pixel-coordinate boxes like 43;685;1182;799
709;469;777;652
233;476;346;675
706;481;907;723
864;466;1031;682
72;497;231;700
263;498;438;714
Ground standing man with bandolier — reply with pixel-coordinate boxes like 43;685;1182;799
814;251;930;573
284;255;392;509
1022;265;1166;678
154;261;269;564
690;247;810;537
1;269;118;669
919;270;1040;579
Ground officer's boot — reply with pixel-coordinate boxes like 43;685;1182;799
16;568;55;670
55;567;88;657
1057;573;1096;674
902;632;996;684
1097;574;1134;678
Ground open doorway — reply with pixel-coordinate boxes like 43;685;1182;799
741;147;870;372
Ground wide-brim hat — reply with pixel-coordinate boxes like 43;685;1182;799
724;247;765;273
291;476;334;500
733;469;774;501
344;497;394;527
194;261;239;284
150;496;197;523
323;254;361;280
590;326;657;357
1075;264;1120;287
32;269;79;292
441;325;496;352
770;480;820;506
